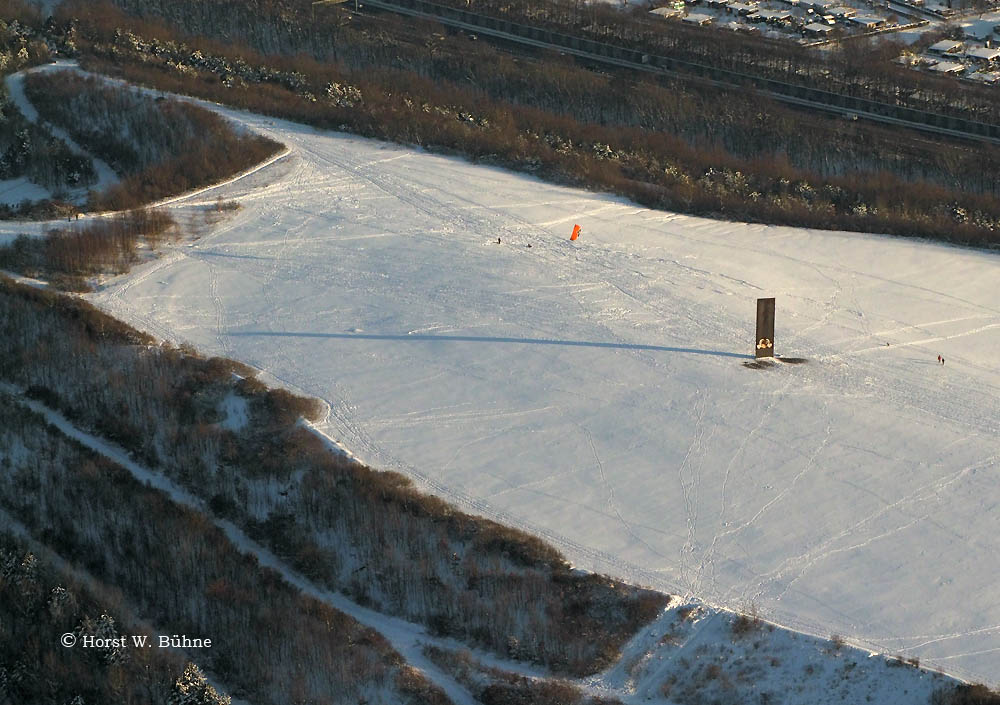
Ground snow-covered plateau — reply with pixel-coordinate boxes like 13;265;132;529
12;98;997;686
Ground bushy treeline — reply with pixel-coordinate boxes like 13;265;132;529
97;0;1000;124
0;393;449;705
932;685;1000;705
0;276;667;676
0;208;175;286
415;0;1000;124
0;1;50;73
71;0;1000;197
21;70;282;211
424;646;624;705
58;0;1000;246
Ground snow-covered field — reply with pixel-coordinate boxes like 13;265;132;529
55;106;1000;685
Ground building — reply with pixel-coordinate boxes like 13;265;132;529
804;21;834;34
752;7;792;21
969;71;1000;83
726;2;759;14
965;46;1000;63
758;8;793;21
849;15;885;28
927;39;964;54
929;61;965;74
682;12;714;24
828;5;857;17
649;6;684;17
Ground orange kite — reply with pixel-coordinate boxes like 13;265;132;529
570;224;581;241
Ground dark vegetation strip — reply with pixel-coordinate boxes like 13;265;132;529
0;276;668;676
0;207;177;290
56;0;1000;246
75;0;1000;197
21;70;282;212
102;0;1000;125
933;686;1000;705
0;393;449;705
387;0;1000;125
365;0;1000;146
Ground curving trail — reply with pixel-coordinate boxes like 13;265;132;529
67;88;1000;685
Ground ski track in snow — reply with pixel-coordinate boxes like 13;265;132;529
7;66;999;686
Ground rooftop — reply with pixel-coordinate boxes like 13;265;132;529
966;46;1000;61
930;61;965;72
928;40;964;53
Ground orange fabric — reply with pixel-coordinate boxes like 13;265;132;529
570;224;581;241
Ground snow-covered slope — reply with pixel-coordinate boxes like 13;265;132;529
2;384;952;705
79;108;1000;685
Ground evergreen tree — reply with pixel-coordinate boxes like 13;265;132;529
171;663;231;705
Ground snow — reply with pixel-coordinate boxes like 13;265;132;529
931;60;966;72
25;0;61;15
0;270;52;288
41;95;1000;687
593;602;950;703
0;176;51;206
957;13;1000;40
217;391;249;431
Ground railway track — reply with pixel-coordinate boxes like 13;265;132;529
362;0;1000;145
